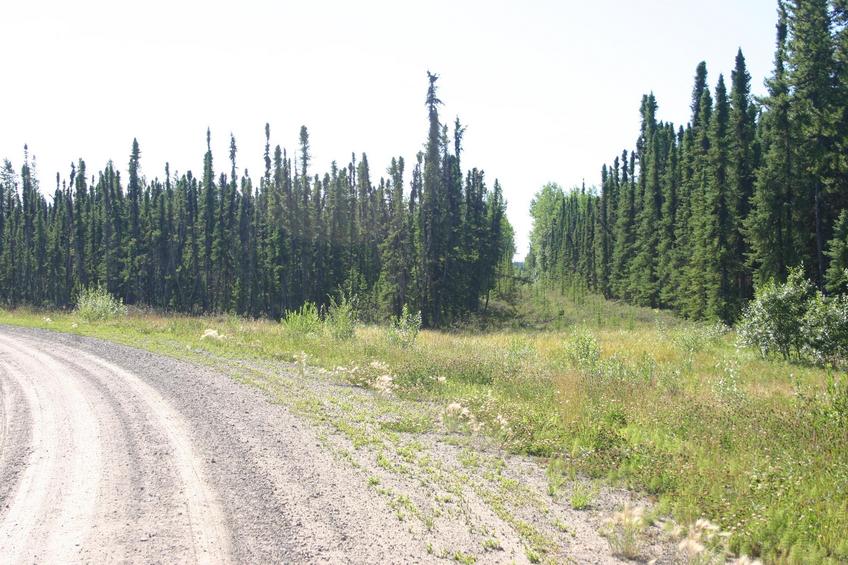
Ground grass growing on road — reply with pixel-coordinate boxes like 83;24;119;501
2;284;847;563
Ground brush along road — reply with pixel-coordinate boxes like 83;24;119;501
0;326;439;563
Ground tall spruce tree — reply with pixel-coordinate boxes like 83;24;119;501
786;0;837;285
729;50;756;303
747;3;796;284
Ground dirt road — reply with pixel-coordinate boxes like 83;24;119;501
0;327;436;563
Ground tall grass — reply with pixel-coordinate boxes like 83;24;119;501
281;302;323;335
74;286;128;322
325;294;357;340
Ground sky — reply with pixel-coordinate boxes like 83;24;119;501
1;0;779;259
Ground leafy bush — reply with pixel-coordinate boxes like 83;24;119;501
386;305;422;348
801;293;848;365
737;268;813;359
565;327;600;371
824;373;848;431
738;268;848;365
75;286;127;322
281;302;322;336
325;292;357;340
795;372;848;439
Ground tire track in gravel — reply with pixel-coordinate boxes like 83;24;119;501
0;334;102;563
0;326;453;563
0;360;31;507
0;332;231;564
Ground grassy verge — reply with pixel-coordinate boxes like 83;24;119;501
2;284;846;563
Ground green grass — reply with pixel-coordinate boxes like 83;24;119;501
2;283;847;563
482;537;502;551
545;457;567;497
451;550;476;564
569;481;594;511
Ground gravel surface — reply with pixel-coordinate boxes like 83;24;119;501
0;325;685;563
0;326;432;563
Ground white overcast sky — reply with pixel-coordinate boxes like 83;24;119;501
1;0;777;258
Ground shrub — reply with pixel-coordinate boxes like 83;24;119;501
325;292;357;340
281;302;322;336
801;293;848;365
75;286;127;322
386;305;422;348
737;268;813;359
824;373;848;431
796;372;848;439
737;268;848;365
565;327;601;371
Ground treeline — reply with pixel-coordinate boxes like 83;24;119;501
528;0;848;323
0;73;514;326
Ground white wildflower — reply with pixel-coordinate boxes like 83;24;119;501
201;328;224;341
446;402;462;414
374;374;395;394
369;360;389;372
678;537;705;558
610;503;646;528
693;518;721;543
732;556;763;565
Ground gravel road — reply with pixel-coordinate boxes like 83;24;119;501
0;326;432;563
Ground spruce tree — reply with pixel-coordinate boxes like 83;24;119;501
825;209;848;293
610;150;635;299
746;3;796;284
701;75;738;322
729;49;756;302
201;128;216;309
421;71;444;325
786;0;837;284
630;95;661;306
685;85;714;318
126;138;142;303
657;125;680;308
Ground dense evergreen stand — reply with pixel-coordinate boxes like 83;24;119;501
0;74;514;327
529;0;848;323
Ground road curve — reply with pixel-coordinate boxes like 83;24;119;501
0;326;430;564
0;331;230;563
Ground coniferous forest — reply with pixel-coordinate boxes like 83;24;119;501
5;0;848;330
529;0;848;323
0;73;514;326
